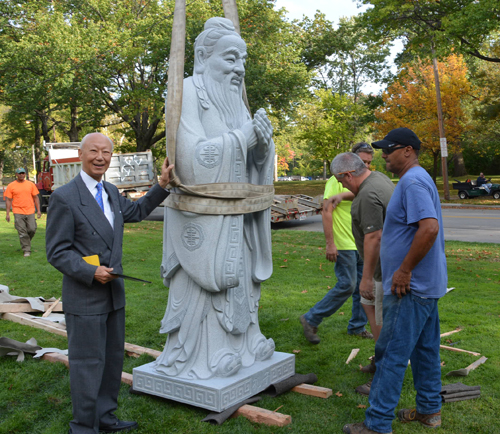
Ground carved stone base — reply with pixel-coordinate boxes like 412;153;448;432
133;352;295;412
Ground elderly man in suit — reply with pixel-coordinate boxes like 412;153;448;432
46;132;173;434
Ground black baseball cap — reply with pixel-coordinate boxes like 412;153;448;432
372;128;421;150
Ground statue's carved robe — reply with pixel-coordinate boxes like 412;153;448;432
155;76;274;379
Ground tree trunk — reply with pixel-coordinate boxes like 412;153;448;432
323;159;327;180
68;104;80;142
452;151;467;176
432;151;439;182
129;109;164;152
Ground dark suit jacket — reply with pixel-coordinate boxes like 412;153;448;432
46;173;169;315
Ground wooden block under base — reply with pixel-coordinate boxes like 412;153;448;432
232;404;291;427
291;383;333;399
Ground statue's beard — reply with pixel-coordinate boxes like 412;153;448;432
203;72;249;130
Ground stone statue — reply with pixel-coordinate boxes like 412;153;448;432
155;17;275;380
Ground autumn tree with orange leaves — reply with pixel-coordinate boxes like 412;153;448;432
374;54;471;181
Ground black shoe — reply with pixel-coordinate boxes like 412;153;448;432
99;420;138;433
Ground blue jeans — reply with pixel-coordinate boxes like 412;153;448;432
304;250;367;334
364;293;442;434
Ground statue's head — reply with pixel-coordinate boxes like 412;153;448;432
194;17;247;93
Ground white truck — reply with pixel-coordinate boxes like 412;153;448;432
36;142;157;211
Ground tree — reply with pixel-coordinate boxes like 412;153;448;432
299;14;392;101
0;0;311;152
374;54;471;180
296;89;371;178
359;0;500;63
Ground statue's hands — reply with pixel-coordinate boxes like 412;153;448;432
253;109;273;151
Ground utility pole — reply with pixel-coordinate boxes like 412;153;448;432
431;48;450;200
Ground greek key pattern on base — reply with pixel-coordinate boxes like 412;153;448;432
134;353;295;412
134;372;218;410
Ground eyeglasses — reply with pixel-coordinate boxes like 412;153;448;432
352;143;372;153
382;145;407;155
336;169;355;177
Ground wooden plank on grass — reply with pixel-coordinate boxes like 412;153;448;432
124;343;161;359
291;383;332;398
232;405;291;426
440;345;480;356
2;312;163;359
0;301;63;313
1;312;68;337
42;298;62;317
346;348;360;364
41;352;134;386
440;328;462;338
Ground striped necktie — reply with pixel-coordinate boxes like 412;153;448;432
95;182;105;213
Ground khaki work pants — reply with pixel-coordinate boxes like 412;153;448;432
14;213;37;253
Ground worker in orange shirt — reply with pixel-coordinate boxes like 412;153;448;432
4;168;41;257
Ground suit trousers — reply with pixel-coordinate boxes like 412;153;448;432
14;213;37;253
66;307;125;434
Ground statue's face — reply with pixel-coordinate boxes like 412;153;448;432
205;35;247;92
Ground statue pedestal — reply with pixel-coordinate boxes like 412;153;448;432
133;352;295;412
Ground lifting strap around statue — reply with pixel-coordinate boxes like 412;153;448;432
165;0;274;215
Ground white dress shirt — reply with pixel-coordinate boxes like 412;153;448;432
80;170;115;229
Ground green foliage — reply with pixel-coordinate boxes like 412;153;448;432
0;0;310;152
295;89;372;171
0;213;499;433
360;0;500;63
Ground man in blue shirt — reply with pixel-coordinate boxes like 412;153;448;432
343;128;447;434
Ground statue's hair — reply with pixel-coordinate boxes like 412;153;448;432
80;133;114;151
194;17;240;58
330;152;367;177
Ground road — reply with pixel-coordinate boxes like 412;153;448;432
1;195;498;244
270;207;500;244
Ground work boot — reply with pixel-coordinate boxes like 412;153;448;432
300;314;320;344
353;330;374;339
360;358;376;374
343;422;392;434
355;378;372;396
398;408;441;428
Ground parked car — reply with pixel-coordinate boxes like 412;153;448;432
452;179;500;200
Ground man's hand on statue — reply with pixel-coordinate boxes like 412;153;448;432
325;243;338;262
391;268;412;298
158;157;175;189
94;266;118;284
360;277;375;300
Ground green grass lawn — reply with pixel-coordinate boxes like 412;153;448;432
0;211;499;433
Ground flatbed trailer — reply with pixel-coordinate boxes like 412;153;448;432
271;194;323;223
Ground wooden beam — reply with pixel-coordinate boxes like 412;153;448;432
42;298;62;317
2;312;68;337
123;343;161;359
232;405;291;427
291;383;332;399
440;345;480;356
41;352;134;386
440;328;462;338
346;348;360;364
0;301;63;313
1;312;162;358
